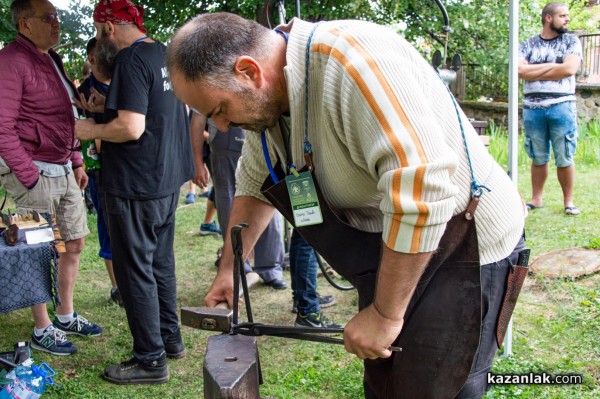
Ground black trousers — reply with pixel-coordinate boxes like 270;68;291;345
104;191;180;365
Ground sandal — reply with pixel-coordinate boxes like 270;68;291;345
565;206;580;216
525;202;543;210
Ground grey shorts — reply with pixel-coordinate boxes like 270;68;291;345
0;171;89;242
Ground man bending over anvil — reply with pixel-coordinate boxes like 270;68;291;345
167;13;527;399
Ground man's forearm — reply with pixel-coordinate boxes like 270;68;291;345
77;119;139;143
519;59;579;81
372;244;432;322
519;63;557;81
76;110;145;143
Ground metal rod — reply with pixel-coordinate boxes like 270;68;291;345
231;224;248;328
0;356;18;369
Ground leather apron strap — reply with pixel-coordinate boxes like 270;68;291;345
261;166;482;398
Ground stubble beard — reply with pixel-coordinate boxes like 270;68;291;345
96;30;119;79
550;20;568;34
236;89;281;133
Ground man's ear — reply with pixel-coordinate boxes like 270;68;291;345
18;16;32;34
105;21;116;37
233;56;263;88
95;21;115;40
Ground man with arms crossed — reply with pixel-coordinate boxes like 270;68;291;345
519;2;582;216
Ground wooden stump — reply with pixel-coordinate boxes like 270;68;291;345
529;248;600;279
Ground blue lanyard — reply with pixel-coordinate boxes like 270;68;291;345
261;23;321;184
89;73;109;92
436;71;490;199
132;36;149;45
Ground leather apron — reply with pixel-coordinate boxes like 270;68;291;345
261;164;482;399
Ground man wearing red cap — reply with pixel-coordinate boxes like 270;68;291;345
76;0;194;385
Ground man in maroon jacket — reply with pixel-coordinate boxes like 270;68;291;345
0;0;102;355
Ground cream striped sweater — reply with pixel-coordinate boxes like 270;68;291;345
236;18;525;264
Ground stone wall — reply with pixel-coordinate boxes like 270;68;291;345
577;83;600;121
459;83;600;127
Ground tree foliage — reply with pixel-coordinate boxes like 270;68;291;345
0;0;14;45
57;0;95;80
0;0;597;99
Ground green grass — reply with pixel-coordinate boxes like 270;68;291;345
1;128;599;397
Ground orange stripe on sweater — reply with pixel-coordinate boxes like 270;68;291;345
313;36;429;251
313;42;407;248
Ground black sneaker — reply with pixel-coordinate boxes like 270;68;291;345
295;312;341;328
163;329;187;359
31;325;77;356
103;357;169;385
111;287;124;307
318;294;335;308
292;293;336;313
53;312;103;337
267;278;287;290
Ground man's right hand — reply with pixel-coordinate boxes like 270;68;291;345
203;196;277;308
192;161;209;188
204;268;236;309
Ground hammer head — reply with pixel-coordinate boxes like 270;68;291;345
181;306;233;333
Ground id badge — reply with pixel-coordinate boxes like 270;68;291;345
285;171;323;226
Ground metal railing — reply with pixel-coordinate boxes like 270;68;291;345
578;33;600;83
452;63;509;102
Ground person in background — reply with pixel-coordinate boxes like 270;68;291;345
289;231;336;328
76;37;122;307
75;0;193;385
0;0;102;356
192;113;287;289
518;2;582;216
80;55;97;215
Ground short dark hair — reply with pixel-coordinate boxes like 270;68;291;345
86;37;97;55
10;0;34;30
541;2;567;26
167;12;273;89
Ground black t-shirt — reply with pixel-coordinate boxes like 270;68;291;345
77;75;109;124
101;41;193;199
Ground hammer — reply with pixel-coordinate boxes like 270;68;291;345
182;224;401;351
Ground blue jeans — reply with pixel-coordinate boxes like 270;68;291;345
88;172;112;260
290;230;319;314
523;101;578;167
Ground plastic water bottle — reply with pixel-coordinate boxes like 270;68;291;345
0;363;55;399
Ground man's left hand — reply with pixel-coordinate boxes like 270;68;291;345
343;304;404;360
75;118;97;141
73;167;88;190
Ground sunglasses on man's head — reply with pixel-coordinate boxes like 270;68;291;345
28;13;60;24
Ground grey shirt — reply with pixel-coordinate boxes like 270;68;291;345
519;33;582;108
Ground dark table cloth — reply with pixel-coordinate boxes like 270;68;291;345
0;235;58;315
